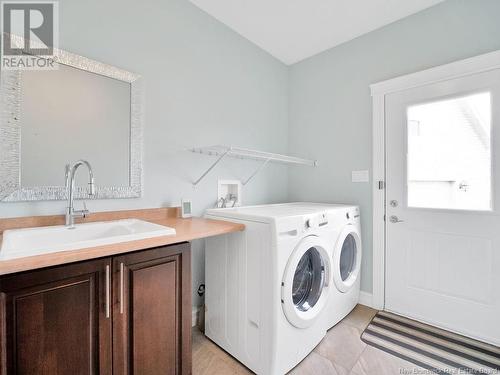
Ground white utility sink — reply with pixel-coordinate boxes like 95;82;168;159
0;219;176;260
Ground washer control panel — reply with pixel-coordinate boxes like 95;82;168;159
305;213;328;229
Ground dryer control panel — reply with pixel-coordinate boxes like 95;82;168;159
346;207;360;223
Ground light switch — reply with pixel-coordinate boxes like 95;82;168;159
352;170;369;183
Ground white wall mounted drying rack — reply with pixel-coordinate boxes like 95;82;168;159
190;145;318;187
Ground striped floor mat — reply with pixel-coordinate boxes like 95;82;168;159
361;311;500;374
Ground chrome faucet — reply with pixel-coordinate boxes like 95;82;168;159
65;160;95;228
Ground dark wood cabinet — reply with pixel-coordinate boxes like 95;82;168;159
0;258;112;375
0;243;191;375
113;243;192;375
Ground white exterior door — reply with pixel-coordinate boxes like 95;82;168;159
385;68;500;346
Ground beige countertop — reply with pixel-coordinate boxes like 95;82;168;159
0;207;244;275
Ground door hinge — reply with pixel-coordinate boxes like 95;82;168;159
378;180;385;190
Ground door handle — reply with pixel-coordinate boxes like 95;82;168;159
389;215;404;223
120;262;124;314
105;264;111;318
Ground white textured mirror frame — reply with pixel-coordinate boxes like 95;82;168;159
0;34;143;202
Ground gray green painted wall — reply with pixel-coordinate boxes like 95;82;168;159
288;0;500;293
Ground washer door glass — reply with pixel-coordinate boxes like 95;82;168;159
292;247;325;312
339;234;357;281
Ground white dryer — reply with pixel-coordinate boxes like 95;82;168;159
324;205;362;330
204;203;345;375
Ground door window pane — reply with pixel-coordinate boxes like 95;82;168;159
407;92;492;210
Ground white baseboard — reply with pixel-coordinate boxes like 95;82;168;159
359;291;374;308
192;307;199;327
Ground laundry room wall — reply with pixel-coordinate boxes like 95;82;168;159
0;0;289;309
287;0;500;294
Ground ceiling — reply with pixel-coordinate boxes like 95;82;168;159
189;0;445;65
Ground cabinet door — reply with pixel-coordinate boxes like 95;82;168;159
112;243;191;375
0;258;112;375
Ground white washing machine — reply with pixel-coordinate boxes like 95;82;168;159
204;203;348;375
324;205;362;330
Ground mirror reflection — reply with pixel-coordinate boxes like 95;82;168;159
20;61;131;188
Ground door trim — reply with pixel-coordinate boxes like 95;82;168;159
370;49;500;310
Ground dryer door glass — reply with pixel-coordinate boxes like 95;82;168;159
292;247;325;312
340;234;357;281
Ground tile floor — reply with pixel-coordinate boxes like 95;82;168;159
192;304;436;375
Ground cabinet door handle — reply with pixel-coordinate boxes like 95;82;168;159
120;262;124;314
105;264;111;319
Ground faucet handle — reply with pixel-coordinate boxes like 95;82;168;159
75;201;90;219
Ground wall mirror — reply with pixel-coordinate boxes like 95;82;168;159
0;34;143;202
